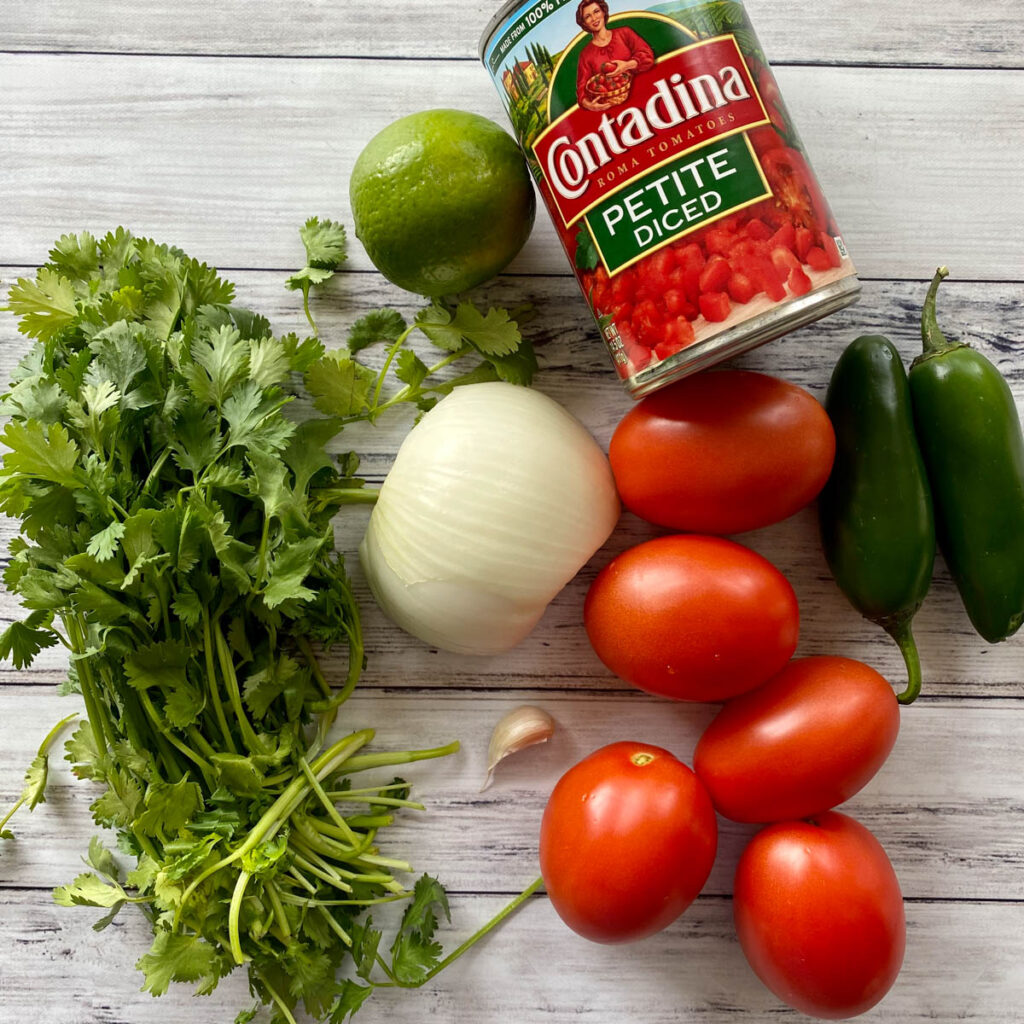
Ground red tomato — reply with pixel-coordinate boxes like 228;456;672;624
539;741;717;943
698;290;731;322
584;535;799;701
694;657;900;822
734;812;906;1018
608;369;836;535
760;146;833;233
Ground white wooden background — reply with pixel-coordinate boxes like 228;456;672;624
1;1;1023;1021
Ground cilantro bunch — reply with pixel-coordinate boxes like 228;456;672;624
0;223;536;1021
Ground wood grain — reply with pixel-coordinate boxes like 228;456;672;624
2;888;1024;1022
1;0;1022;67
1;57;1022;278
3;688;1024;898
1;0;1023;1020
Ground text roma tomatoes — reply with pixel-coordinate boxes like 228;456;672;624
584;535;799;701
539;742;717;943
694;657;900;822
609;370;836;535
734;812;906;1019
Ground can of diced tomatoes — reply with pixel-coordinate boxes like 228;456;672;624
480;0;860;398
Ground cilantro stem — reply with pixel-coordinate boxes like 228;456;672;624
298;758;361;846
286;865;320;895
338;740;461;775
201;610;237;755
0;713;77;835
298;635;331;700
324;787;425;810
300;284;317;337
261;975;301;1024
371;325;417;410
291;817;365;861
138;446;171;498
213;619;261;754
343;814;393;832
315;905;353;947
290;848;354;891
187;725;219;762
390;875;545;990
135;688;211;780
278;891;410;908
265;880;291;941
367;343;474;417
64;615;111;756
228;869;252;963
0;795;26;833
175;730;375;923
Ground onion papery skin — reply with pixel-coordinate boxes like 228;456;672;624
359;382;620;655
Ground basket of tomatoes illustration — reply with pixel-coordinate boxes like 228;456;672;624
585;62;633;106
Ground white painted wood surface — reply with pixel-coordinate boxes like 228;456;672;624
1;1;1022;1021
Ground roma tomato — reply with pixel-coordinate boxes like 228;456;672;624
584;535;799;701
694;657;900;823
734;812;905;1019
609;370;836;535
539;742;717;943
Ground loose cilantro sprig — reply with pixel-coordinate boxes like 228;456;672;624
285;216;350;336
304;297;537;426
0;226;538;1021
0;713;77;844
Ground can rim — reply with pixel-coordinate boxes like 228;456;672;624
478;0;527;63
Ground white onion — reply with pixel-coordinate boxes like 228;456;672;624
359;382;620;655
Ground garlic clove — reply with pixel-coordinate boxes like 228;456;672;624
481;705;555;792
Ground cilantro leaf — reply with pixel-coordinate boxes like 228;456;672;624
48;231;101;279
296;216;348;273
3;268;78;341
304;352;376;418
137;930;221;996
22;751;51;811
135;776;203;837
54;871;130;909
389;874;450;985
394;349;429;391
331;981;375;1022
347;309;407;354
447;303;522;357
0;224;513;1021
187;324;250;407
86;520;126;561
248;336;292;388
285;217;349;327
0;712;78;846
414;300;529;372
0;619;60;669
0;419;83;489
262;535;325;608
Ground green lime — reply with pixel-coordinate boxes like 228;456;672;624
350;108;536;297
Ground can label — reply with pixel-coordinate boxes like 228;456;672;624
482;0;858;395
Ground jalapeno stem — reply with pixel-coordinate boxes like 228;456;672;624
887;619;923;705
920;266;952;357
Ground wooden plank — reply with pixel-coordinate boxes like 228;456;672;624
1;0;1022;67
3;689;1023;898
1;885;1023;1022
1;56;1022;278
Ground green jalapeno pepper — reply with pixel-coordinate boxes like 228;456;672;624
819;335;936;703
909;267;1024;644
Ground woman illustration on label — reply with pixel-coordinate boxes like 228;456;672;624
575;0;655;111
